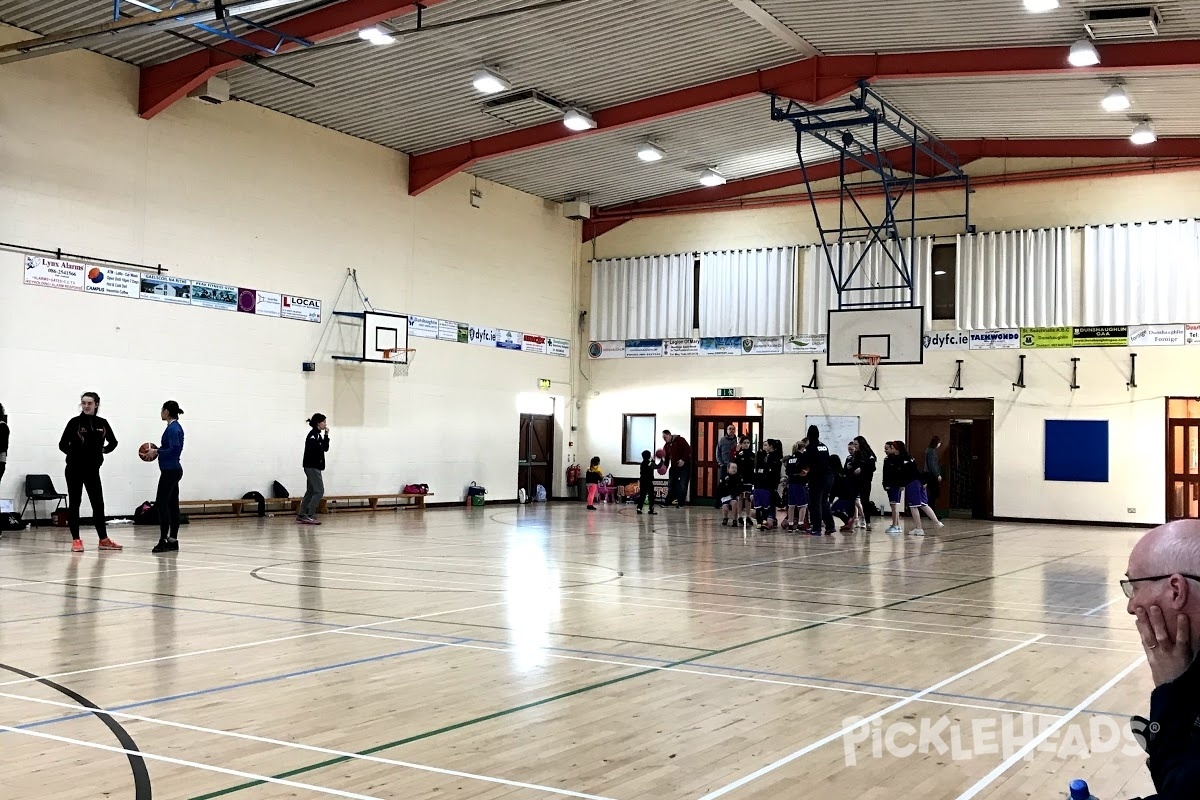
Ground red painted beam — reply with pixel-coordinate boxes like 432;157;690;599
139;0;451;119
413;40;1200;196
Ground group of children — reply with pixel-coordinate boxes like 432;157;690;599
713;430;945;537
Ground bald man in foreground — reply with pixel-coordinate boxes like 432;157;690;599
1124;519;1200;799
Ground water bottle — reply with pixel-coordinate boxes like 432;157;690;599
1068;779;1097;800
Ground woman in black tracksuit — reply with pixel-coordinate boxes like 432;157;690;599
0;402;9;489
799;425;836;536
298;413;330;525
848;436;878;530
59;391;121;552
734;436;756;525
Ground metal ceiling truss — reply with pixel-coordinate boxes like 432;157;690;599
772;80;970;309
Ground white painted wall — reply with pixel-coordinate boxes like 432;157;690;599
580;171;1200;525
0;25;581;513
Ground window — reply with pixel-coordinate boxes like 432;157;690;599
931;243;957;321
622;414;657;464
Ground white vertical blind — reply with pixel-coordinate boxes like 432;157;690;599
801;238;933;334
589;254;694;341
1082;220;1200;325
699;247;797;337
957;228;1073;330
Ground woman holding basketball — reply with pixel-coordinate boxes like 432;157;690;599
298;413;330;525
59;392;121;552
148;401;185;553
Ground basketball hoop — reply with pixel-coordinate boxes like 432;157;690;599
382;348;416;378
853;353;882;391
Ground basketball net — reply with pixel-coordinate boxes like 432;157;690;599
853;353;881;391
382;348;416;378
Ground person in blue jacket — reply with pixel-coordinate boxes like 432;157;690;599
149;400;185;554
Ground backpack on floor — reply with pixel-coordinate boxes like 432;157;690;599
272;481;290;499
534;484;547;502
134;501;157;525
242;491;266;517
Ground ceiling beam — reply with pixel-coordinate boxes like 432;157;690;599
725;0;820;57
583;137;1200;240
138;0;451;119
409;39;1200;196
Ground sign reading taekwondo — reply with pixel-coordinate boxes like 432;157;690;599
969;330;1020;350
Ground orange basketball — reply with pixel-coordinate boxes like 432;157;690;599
139;442;158;462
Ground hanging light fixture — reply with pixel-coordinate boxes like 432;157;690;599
563;108;597;131
471;67;511;95
637;141;666;162
1101;84;1131;112
1130;120;1157;145
1068;39;1100;67
1023;0;1059;11
699;168;727;187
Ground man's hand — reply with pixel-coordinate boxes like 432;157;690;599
1135;605;1194;687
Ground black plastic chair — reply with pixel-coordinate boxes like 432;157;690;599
22;474;66;522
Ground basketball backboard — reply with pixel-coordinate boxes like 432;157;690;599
363;311;410;363
827;307;924;366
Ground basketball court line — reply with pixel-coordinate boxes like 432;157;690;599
952;655;1147;800
0;601;506;689
0;564;217;590
1;692;618;800
694;635;1046;800
1084;597;1126;615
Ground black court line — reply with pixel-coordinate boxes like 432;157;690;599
0;662;152;799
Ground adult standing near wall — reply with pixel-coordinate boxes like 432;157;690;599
0;402;9;490
1123;519;1200;796
715;424;738;475
662;430;693;507
150;400;185;554
800;425;836;536
59;392;122;553
924;435;943;516
298;413;330;525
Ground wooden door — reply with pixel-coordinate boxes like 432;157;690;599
906;399;994;520
691;417;762;501
518;414;554;500
1168;419;1200;520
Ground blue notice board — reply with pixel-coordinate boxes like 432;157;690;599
1044;420;1109;482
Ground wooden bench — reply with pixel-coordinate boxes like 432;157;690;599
319;493;432;513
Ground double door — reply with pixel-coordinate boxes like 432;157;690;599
691;417;763;501
1168;418;1200;520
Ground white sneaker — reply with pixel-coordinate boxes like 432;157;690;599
935;521;945;529
909;528;925;537
885;525;901;535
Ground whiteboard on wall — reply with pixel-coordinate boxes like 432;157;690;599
805;415;860;463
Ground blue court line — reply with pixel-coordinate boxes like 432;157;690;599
1;585;1136;724
13;640;459;731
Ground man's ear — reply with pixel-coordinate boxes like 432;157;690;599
1169;573;1192;611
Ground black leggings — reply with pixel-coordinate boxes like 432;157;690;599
66;465;107;541
156;468;184;541
858;483;873;523
807;475;836;534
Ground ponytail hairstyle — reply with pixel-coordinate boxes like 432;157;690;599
81;391;101;409
162;400;184;419
308;413;327;428
893;440;910;458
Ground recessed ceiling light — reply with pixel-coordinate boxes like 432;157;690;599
1130;120;1157;145
1101;84;1131;112
637;141;665;162
699;168;726;187
1068;39;1100;67
357;27;394;45
472;67;511;95
1023;0;1059;11
563;108;597;132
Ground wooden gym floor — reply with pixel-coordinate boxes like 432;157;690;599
0;505;1156;799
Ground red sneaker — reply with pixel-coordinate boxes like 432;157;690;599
71;540;84;553
98;538;123;551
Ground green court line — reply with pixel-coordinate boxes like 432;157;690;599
189;554;1073;800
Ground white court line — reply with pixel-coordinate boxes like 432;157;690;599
336;629;1060;719
953;655;1146;800
1084;597;1125;616
0;565;217;590
694;635;1046;800
0;601;505;689
654;548;856;581
0;724;388;800
0;692;616;800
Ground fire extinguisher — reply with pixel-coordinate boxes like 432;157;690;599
566;463;581;488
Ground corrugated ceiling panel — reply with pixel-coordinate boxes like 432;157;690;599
756;0;1200;54
875;70;1200;138
469;94;911;207
227;0;800;153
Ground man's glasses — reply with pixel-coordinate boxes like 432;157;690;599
1120;574;1200;598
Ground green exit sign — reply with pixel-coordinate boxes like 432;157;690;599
538;379;552;391
717;388;736;397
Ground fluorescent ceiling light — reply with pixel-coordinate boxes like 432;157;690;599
1068;39;1100;67
358;27;393;44
1130;120;1157;145
637;141;665;162
563;108;597;132
472;68;511;95
1101;84;1131;112
1023;0;1059;11
699;168;726;187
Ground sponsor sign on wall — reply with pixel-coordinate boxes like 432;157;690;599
24;255;85;291
83;265;140;298
588;341;626;359
1072;326;1128;347
1020;327;1073;348
626;339;666;358
666;338;701;357
281;294;322;323
969;330;1020;350
1129;324;1186;347
923;331;970;351
408;315;440;339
